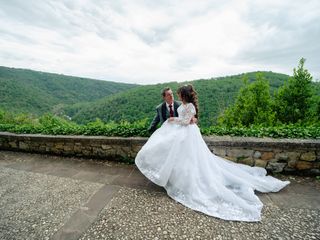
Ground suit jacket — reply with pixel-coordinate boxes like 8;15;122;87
148;100;181;133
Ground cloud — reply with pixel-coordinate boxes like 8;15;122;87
234;0;320;76
0;0;319;84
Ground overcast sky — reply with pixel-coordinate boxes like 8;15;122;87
0;0;319;84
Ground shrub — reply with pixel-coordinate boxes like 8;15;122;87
218;73;275;127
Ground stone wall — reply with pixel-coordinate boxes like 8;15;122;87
0;132;319;175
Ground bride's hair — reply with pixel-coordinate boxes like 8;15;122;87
177;84;199;118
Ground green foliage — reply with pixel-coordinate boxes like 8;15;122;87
81;118;150;137
37;113;81;135
218;73;275;127
0;109;150;137
0;109;319;139
218;59;320;127
0;109;38;125
274;58;314;123
309;87;320;122
201;123;320;139
0;66;137;115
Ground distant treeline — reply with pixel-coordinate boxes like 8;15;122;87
0;66;137;115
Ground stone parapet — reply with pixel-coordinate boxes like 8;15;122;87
0;132;319;175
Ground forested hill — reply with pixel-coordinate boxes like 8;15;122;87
65;71;295;127
0;66;138;115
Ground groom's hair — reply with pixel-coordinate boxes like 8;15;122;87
161;87;171;97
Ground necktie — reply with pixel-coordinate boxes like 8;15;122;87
169;104;174;117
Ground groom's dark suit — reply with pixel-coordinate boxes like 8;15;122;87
148;100;181;133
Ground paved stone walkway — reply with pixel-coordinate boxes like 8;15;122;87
0;150;319;240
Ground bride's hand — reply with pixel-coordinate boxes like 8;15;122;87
190;117;198;124
168;117;174;122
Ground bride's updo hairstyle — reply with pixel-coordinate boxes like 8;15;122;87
177;84;199;119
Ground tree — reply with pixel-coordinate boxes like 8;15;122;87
309;94;320;123
218;73;275;127
274;58;313;123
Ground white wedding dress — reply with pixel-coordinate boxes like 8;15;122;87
135;103;290;222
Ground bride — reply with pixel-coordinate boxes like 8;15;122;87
135;84;289;222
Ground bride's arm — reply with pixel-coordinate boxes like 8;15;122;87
169;103;196;125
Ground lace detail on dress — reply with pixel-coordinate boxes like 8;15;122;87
171;103;196;125
167;184;263;222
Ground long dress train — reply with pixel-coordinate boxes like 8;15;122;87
135;103;289;222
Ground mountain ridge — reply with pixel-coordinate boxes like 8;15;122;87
0;66;138;115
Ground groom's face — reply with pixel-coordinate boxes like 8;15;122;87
163;89;174;104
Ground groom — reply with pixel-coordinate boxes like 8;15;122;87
148;87;196;133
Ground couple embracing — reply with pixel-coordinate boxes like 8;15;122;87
135;84;289;222
148;86;197;134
